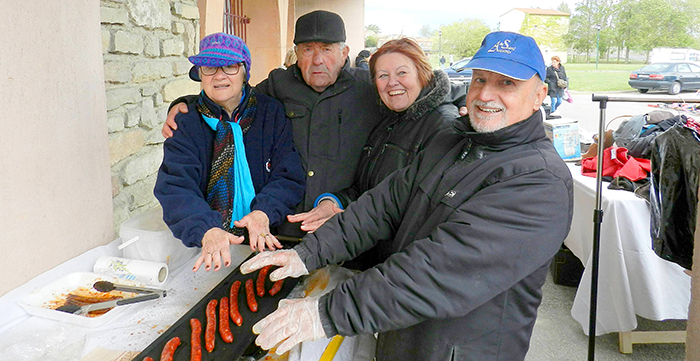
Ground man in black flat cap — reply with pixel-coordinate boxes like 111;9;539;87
162;10;465;241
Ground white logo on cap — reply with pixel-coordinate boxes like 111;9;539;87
488;39;516;54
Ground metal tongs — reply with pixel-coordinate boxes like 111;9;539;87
56;281;166;315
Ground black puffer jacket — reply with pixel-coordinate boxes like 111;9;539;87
333;70;456;270
335;70;455;208
295;110;573;361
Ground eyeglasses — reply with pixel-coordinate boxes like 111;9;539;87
200;63;242;76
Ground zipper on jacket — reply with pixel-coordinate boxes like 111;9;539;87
366;121;398;178
338;109;342;124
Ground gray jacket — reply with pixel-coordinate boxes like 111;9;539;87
295;110;573;360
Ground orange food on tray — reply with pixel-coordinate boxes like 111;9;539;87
51;287;125;317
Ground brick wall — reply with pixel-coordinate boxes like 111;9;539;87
101;0;201;232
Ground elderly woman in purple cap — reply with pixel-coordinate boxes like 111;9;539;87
155;33;305;273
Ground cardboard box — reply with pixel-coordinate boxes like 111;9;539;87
544;118;581;161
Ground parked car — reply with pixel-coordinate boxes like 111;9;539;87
443;57;472;85
628;62;700;94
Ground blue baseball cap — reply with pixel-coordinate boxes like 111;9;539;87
466;32;546;81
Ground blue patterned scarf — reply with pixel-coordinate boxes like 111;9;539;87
198;86;257;234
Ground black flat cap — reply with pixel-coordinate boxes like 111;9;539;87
293;10;346;44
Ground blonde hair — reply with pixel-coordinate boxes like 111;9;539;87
284;49;297;68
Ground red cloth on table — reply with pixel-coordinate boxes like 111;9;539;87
581;147;651;181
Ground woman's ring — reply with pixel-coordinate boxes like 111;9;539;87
259;233;266;238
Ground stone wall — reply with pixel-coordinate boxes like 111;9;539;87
101;0;201;232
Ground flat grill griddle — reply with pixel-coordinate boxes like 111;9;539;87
133;252;299;361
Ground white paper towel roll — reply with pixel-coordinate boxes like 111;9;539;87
94;257;168;286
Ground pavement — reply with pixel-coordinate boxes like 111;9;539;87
525;273;686;361
549;90;697;141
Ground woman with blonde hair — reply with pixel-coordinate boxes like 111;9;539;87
283;49;296;69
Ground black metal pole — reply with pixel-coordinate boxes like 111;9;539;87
588;94;608;361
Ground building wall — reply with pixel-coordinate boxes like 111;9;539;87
520;14;569;64
244;0;287;84
0;0;113;296
101;0;202;232
499;10;569;64
499;10;526;32
296;0;366;67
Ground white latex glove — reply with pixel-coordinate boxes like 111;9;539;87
240;249;309;281
252;298;326;354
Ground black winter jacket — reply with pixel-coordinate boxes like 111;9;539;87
332;70;455;270
295;110;574;361
335;70;455;208
256;60;382;212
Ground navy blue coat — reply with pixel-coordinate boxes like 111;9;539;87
154;91;305;247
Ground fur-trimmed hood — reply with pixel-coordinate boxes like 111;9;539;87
378;69;451;122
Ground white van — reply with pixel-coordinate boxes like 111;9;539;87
650;47;700;64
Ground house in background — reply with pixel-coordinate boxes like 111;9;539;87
498;8;570;64
414;37;433;54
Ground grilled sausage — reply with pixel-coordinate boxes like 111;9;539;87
269;279;284;296
160;336;180;361
245;278;258;312
256;265;272;297
190;318;202;361
229;280;242;326
205;299;217;352
219;297;233;343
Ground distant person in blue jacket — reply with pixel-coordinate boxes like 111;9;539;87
154;33;305;273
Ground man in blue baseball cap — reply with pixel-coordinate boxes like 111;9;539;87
465;31;549;133
239;31;573;360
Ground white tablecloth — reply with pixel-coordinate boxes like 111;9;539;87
0;239;251;359
564;163;692;335
0;239;374;361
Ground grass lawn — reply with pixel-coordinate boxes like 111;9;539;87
564;63;645;92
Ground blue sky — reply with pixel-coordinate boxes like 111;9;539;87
365;0;578;36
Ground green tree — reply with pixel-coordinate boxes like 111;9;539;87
365;35;378;48
365;24;381;34
419;24;434;38
557;2;571;14
564;0;616;62
610;0;639;62
626;0;696;61
434;19;491;58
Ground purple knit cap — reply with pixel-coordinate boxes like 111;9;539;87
189;32;251;81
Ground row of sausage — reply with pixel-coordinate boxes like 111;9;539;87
144;265;284;361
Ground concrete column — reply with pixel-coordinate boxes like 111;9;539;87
198;0;225;37
0;0;113;296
